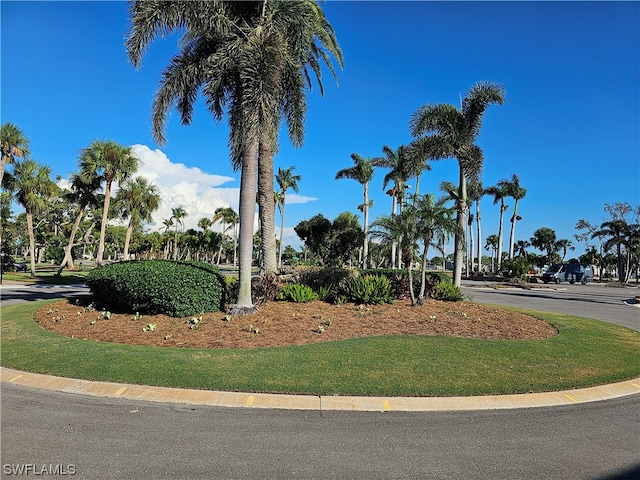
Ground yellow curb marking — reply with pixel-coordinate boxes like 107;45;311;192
632;383;640;389
8;375;23;382
564;394;577;403
114;387;127;397
246;395;255;406
383;400;392;411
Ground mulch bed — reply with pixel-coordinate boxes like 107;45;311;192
34;298;557;349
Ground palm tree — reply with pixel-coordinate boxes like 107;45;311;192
161;218;173;260
275;166;301;269
57;172;102;274
514;239;531;258
0;123;30;258
485;234;499;273
409;81;505;286
594;220;631;283
498;174;526;260
170;206;187;260
467;181;484;273
373;145;414;268
126;0;343;312
336;153;374;268
226;208;239;268
197;217;213;261
554;238;574;262
0;122;30;191
115;177;161;261
80;140;139;266
410;194;459;303
484;183;509;271
531;227;557;266
370;208;419;305
213;207;239;267
12;159;57;277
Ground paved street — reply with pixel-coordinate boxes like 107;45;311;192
2;383;639;480
461;280;640;331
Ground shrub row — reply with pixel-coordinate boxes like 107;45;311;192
294;267;460;304
86;260;227;317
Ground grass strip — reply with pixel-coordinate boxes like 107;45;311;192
2;301;639;397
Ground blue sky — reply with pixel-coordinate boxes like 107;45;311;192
2;1;638;258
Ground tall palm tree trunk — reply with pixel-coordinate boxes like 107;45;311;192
453;169;467;287
390;195;397;269
418;242;429;304
258;139;277;274
57;206;86;275
216;221;226;265
26;211;36;278
232;139;259;313
278;200;286;269
497;203;506;271
96;181;112;266
508;200;520;259
362;183;369;269
476;201;482;273
123;220;134;261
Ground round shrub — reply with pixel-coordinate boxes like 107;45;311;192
86;260;227;317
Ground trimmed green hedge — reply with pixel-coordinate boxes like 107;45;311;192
86;260;226;317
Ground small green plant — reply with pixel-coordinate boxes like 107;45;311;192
338;275;393;305
247;323;260;334
276;283;319;303
164;334;172;340
187;316;203;330
431;282;464;302
223;314;232;322
102;310;112;320
316;325;325;334
83;303;96;313
132;312;143;321
315;284;334;302
143;323;157;332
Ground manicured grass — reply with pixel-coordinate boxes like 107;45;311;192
2;301;639;396
2;270;89;285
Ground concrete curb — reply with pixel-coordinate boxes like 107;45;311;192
3;366;639;412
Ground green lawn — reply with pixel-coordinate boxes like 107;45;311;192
2;300;639;396
2;270;89;285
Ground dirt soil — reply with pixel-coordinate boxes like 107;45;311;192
35;298;557;349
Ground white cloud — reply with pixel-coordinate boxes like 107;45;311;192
279;226;303;250
129;144;240;232
285;193;318;205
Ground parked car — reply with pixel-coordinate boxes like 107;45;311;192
542;263;593;284
13;262;27;272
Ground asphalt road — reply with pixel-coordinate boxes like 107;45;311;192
2;281;639;479
460;281;640;331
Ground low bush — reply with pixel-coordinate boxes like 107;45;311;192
338;274;393;305
361;269;452;300
251;272;281;305
431;281;464;301
276;283;319;303
500;257;532;279
85;260;227;317
298;267;354;303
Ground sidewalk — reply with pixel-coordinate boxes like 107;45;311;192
3;366;639;412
